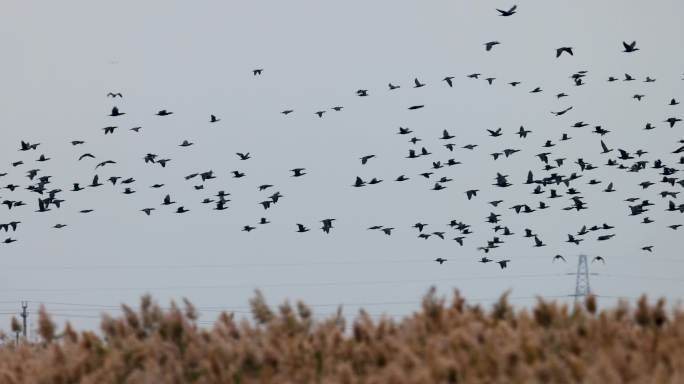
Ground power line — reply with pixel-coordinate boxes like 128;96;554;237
0;273;567;293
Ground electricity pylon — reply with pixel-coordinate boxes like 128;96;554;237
571;254;591;301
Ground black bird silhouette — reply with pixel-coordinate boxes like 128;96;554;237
435;258;447;265
600;140;613;154
141;208;155;216
553;255;566;262
465;189;479;200
156;109;173;116
443;77;454;87
253;69;263;75
162;194;175;205
622;41;639;53
440;130;455;140
89;175;102;187
496;5;517;16
388;83;400;90
210;114;220;122
291;168;306;177
109;107;125;116
552;106;573;116
413;78;425;88
95;160;116;169
487;128;503;137
592;256;606;264
484;41;500;51
517;126;531;138
497;260;511;269
664;117;681;128
360;155;375;165
556;47;573;57
103;126;117;135
236;152;251;160
408;105;424;110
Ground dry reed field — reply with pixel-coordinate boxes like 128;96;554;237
1;289;683;383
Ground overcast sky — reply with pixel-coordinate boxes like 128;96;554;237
1;0;683;335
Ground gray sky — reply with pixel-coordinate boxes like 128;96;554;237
1;0;683;334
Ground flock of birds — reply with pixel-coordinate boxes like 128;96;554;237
2;5;683;271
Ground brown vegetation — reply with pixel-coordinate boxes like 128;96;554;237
1;289;683;383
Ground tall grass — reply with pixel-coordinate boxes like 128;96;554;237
1;289;683;383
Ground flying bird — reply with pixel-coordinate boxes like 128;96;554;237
556;47;573;57
496;5;517;16
622;41;639;53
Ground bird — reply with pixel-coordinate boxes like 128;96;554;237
95;160;116;169
360;155;375;165
484;41;500;51
210;114;220;123
487;128;503;137
109;107;125;117
496;5;517;16
497;260;511;269
592;256;606;264
253;69;263;76
642;246;654;252
291;168;306;177
408;105;424;110
156;109;173;116
434;258;447;265
465;189;479;200
413;78;425;88
236;152;251;160
443;77;454;87
161;194;175;205
517;126;531;138
556;47;573;57
388;83;400;90
664;117;682;128
600;140;613;154
141;208;155;216
552;106;573;116
622;41;639;53
179;140;194;147
553;255;566;263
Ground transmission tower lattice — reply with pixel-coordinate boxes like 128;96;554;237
573;255;591;301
